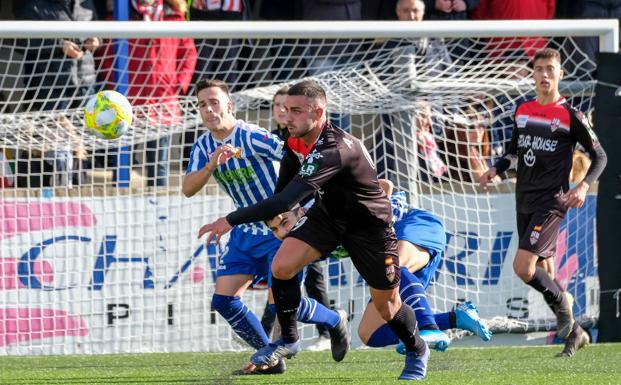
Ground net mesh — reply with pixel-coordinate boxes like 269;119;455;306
0;29;601;354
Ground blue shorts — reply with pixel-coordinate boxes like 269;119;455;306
394;209;446;288
217;226;282;287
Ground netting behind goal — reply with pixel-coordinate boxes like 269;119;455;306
0;20;615;355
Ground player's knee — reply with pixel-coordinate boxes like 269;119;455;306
358;326;371;345
513;261;534;282
271;261;297;280
373;301;396;322
211;293;240;316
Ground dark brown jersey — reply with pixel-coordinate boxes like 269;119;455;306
494;97;606;214
286;123;393;228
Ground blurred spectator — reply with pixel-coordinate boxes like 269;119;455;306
556;0;621;77
300;0;362;133
15;0;101;111
1;149;15;188
15;0;100;188
258;0;306;82
423;0;479;20
269;86;290;140
472;0;555;59
375;0;453;188
362;0;398;19
442;99;498;183
100;0;197;187
415;102;447;180
188;0;250;90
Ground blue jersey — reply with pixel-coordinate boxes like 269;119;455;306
186;120;284;235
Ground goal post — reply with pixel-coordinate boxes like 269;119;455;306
0;20;617;355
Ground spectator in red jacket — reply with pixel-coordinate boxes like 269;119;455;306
100;0;197;187
472;0;555;58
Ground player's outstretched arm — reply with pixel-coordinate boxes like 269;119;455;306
197;179;315;243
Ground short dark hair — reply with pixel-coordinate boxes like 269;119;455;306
533;48;562;64
272;86;290;103
195;79;230;98
288;80;326;102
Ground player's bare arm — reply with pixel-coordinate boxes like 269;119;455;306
182;144;239;197
479;167;497;191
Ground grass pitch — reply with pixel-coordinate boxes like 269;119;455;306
1;343;620;385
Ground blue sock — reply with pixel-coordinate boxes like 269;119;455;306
434;312;452;331
212;293;269;350
367;324;399;347
400;267;436;329
297;297;340;329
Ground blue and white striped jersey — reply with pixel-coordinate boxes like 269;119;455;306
186;120;284;235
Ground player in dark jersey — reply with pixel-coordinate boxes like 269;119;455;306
480;48;607;357
198;80;430;380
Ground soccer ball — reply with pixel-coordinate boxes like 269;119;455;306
84;90;133;139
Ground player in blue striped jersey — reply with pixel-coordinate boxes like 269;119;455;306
184;79;347;374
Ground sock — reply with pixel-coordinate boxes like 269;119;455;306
272;276;301;343
367;324;399;347
434;312;457;330
297;297;340;329
212;293;269;350
399;267;437;329
261;303;277;336
526;267;563;308
386;304;426;356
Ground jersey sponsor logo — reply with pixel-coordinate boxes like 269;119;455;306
550;118;560;132
213;166;255;184
290;215;308;232
516;115;529;128
299;163;318;176
518;134;558;152
523;148;536;167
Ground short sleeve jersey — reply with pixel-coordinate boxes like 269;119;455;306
186;119;284;234
507;98;602;213
286;123;392;228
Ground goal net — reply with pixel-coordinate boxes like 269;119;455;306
0;20;616;354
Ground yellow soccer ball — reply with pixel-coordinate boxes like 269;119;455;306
84;90;133;139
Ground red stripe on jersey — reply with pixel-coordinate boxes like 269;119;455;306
517;98;571;128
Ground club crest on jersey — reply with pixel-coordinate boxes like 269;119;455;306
299;163;318;176
523;148;536;167
305;149;323;163
529;229;540;245
550;118;560;132
385;265;396;283
516;115;529;129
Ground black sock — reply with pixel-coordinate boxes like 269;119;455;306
526;267;563;307
271;276;301;344
449;311;457;329
386;304;426;356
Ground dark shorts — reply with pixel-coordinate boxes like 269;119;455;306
288;205;400;290
517;210;564;258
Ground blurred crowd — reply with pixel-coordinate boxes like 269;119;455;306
0;0;617;189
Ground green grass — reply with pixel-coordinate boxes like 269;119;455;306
1;344;620;385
